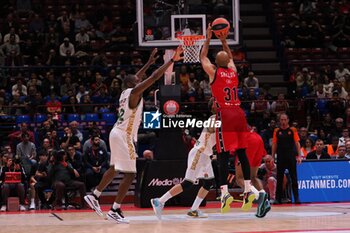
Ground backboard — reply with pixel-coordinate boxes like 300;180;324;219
137;0;240;47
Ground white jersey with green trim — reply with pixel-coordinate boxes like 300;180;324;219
114;88;143;140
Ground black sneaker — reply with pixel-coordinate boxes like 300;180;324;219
107;208;129;224
255;192;271;218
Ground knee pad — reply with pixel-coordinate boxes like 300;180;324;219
180;180;194;190
202;178;215;191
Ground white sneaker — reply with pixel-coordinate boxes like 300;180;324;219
150;198;164;220
20;205;26;211
106;208;129;224
84;194;103;217
29;202;36;210
0;205;6;211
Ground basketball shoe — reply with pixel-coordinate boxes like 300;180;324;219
241;192;256;211
256;192;271;218
84;194;103;217
150;198;164;220
107;208;129;224
220;193;233;213
187;209;208;218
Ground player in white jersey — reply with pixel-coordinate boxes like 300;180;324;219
151;100;217;219
84;47;183;223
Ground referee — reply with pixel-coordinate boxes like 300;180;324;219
271;113;302;204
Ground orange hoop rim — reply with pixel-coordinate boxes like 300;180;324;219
177;35;206;41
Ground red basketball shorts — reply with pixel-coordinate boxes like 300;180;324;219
245;132;266;167
215;106;248;153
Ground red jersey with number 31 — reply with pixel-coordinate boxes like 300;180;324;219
211;67;240;107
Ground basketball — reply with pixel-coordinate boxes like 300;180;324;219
211;18;230;37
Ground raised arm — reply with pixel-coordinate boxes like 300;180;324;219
200;24;216;82
129;46;183;109
135;48;159;80
218;33;237;72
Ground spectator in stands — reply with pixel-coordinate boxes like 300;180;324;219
60;76;78;97
80;94;95;114
83;132;107;154
259;155;277;203
47;130;61;151
33;151;52;209
74;13;91;33
261;119;276;153
271;93;289;116
296;21;313;47
69;121;83;142
339;128;350;146
63;95;79;114
66;145;84;180
83;135;109;190
40;138;53;155
49;150;86;210
76;85;89;103
12;79;27;97
243;71;259;88
345;140;350;156
9;93;26;115
59;38;75;57
300;138;315;159
29;14;44;35
316;84;327;98
326;136;340;157
1;34;20;57
0;157;27;211
16;131;37;165
298;127;309;147
57;11;71;34
42;72;60;97
322;76;334;97
346;107;350;128
251;92;270;118
327;91;346;118
335;145;350;160
75;27;89;51
46;93;62;114
299;0;316;17
61;127;81;151
45;49;59;66
3;28;20;44
335;63;350;83
96;16;116;39
8;123;34;147
332;118;345;138
306;139;331;160
333;79;348;99
199;74;212;100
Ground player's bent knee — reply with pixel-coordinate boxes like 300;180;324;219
181;180;194;190
202;178;215;191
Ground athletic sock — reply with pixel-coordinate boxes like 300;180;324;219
220;184;228;198
93;189;102;198
244;180;252;193
250;186;260;200
159;191;173;205
191;196;204;211
112;202;121;210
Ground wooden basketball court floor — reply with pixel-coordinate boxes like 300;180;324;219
1;202;350;233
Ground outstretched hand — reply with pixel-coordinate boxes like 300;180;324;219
206;23;212;40
172;46;184;62
147;48;159;65
217;29;229;41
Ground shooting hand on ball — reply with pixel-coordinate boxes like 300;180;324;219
206;23;213;40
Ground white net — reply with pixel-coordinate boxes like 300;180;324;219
178;35;205;63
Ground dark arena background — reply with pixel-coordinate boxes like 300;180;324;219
0;0;350;232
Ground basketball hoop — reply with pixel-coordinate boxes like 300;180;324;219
177;35;205;63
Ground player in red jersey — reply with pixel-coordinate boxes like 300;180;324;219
235;128;271;218
200;24;255;213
